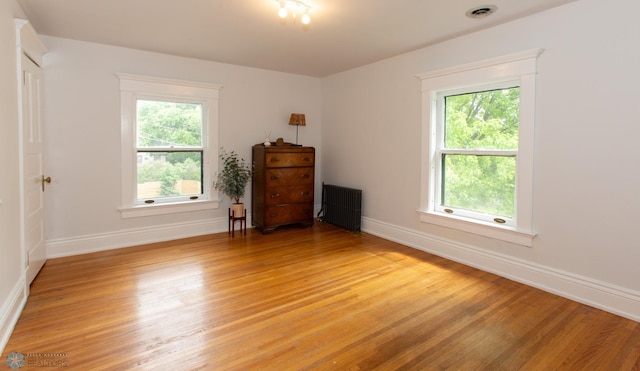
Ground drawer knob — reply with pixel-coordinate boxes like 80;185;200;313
270;175;279;180
270;157;280;162
271;193;280;198
302;157;310;161
300;174;310;179
270;213;278;217
301;191;309;196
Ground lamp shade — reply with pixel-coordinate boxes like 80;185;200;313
288;113;306;126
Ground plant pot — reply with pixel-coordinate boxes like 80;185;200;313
231;203;244;217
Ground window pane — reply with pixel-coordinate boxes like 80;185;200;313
137;152;203;199
136;100;202;147
442;154;515;217
444;88;519;150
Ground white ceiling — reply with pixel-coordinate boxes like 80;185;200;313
17;0;578;77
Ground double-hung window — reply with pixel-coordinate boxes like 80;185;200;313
437;84;520;224
118;74;222;218
136;99;204;201
418;49;542;246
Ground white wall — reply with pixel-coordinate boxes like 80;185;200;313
0;0;27;354
322;0;640;320
42;37;323;255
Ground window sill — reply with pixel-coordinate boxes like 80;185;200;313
120;199;220;219
417;209;535;247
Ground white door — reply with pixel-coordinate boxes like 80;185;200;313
22;53;47;285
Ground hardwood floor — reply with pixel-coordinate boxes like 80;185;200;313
3;223;639;370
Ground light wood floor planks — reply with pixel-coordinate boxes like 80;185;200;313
3;223;639;370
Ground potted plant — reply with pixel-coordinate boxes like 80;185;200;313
213;148;252;217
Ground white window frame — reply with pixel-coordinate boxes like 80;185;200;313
434;81;520;226
118;73;222;218
417;49;542;247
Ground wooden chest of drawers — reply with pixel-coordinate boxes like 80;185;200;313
252;144;315;233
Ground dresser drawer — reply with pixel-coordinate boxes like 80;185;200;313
265;185;314;205
265;168;314;186
264;204;314;225
266;152;314;168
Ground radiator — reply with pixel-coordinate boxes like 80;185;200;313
318;183;362;232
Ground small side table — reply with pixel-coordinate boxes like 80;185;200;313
228;208;247;237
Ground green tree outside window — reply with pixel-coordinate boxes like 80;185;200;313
442;88;519;217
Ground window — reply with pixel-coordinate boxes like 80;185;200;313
438;85;519;224
136;100;204;201
418;49;542;246
118;74;222;218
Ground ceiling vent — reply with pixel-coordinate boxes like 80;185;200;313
466;5;497;19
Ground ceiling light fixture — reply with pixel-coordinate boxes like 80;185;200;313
277;0;312;25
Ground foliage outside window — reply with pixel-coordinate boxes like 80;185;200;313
439;87;519;221
136;100;204;202
418;49;542;246
118;73;222;218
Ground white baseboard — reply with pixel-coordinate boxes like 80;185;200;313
0;278;27;355
47;206;326;259
47;216;233;259
362;217;640;323
44;214;640;323
48;204;322;259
